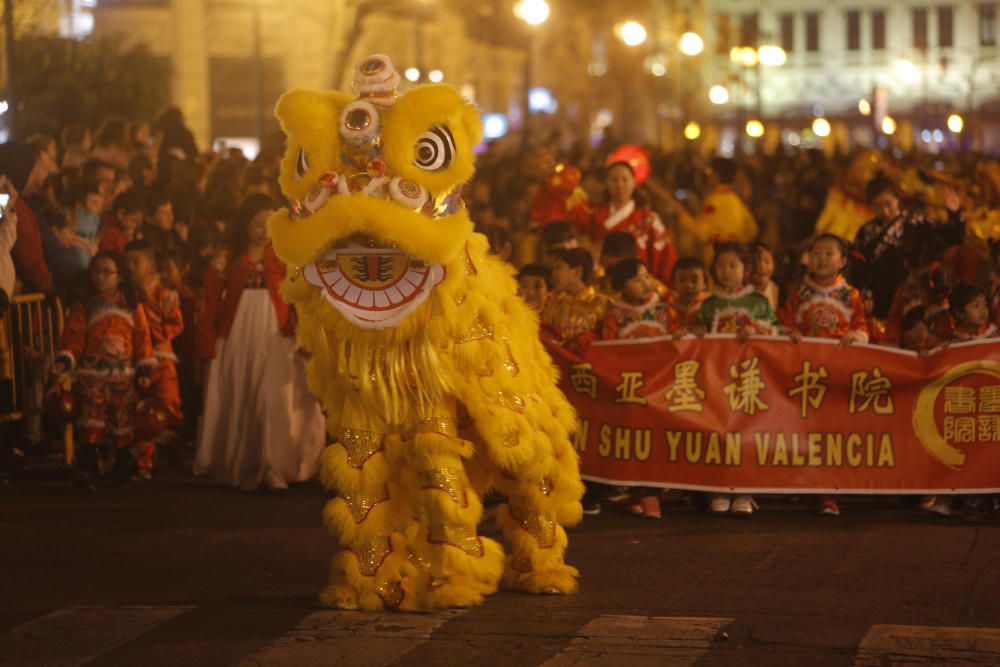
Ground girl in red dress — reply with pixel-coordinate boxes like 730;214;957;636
194;194;325;491
779;234;869;517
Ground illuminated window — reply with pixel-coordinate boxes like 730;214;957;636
847;10;861;51
913;7;928;50
716;14;733;55
872;10;886;50
981;4;998;46
740;12;759;47
806;12;821;52
780;13;795;52
939;6;954;47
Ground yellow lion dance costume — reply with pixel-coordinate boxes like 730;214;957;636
268;55;584;612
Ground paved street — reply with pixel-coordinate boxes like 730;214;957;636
2;472;1000;666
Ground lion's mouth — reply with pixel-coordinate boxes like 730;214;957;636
302;234;445;329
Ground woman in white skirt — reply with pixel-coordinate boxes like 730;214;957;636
194;194;325;490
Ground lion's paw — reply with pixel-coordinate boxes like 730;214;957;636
502;563;579;595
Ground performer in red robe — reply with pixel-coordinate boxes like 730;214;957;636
580;161;676;286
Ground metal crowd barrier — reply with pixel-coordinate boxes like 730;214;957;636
0;293;71;463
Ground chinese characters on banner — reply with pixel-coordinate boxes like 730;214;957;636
546;336;1000;493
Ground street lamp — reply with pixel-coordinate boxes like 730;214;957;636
895;58;919;84
515;0;549;150
618;21;647;47
757;45;787;67
745;119;764;138
679;32;704;56
709;85;729;105
514;0;549;26
858;99;872;116
812;117;831;137
882;115;897;135
947;113;964;133
404;67;420;82
683;121;701;140
428;69;444;83
730;46;758;67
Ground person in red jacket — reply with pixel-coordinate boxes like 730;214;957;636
159;250;201;448
98;190;145;253
126;239;184;478
581;161;676;285
193;194;324;491
0;141;54;294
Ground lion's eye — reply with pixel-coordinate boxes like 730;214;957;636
413;126;455;171
295;146;309;179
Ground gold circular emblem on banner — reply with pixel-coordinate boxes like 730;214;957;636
912;360;1000;470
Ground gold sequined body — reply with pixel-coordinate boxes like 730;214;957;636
541;286;611;343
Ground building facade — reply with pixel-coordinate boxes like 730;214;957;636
700;0;1000;150
90;0;534;153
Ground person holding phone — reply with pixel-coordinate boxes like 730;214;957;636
0;177;16;301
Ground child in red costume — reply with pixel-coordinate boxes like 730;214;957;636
988;243;1000;327
884;239;954;344
671;257;708;330
779;234;869;346
55;251;155;482
601;258;677;341
541;247;609;355
126;239;183;478
159;250;201;447
600;257;678;520
779;233;869;517
949;284;999;342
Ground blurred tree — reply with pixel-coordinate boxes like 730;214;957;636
9;34;170;139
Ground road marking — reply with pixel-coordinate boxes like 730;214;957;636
854;624;1000;666
238;609;467;667
542;614;731;667
0;606;194;667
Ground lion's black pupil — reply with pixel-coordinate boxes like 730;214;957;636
419;146;433;160
346;109;370;130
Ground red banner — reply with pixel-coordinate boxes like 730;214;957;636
547;336;1000;493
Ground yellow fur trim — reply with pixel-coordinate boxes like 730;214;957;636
494;505;579;594
268;197;472;274
381;85;482;198
273;89;354;202
322;533;415;611
404;523;505;608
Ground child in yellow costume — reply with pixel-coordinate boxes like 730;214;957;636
267;55;584;612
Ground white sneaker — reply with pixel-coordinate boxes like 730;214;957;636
710;494;731;513
263;471;289;492
924;496;953;517
731;495;755;516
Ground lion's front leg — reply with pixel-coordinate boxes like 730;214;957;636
319;428;415;611
493;457;582;595
400;400;505;610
